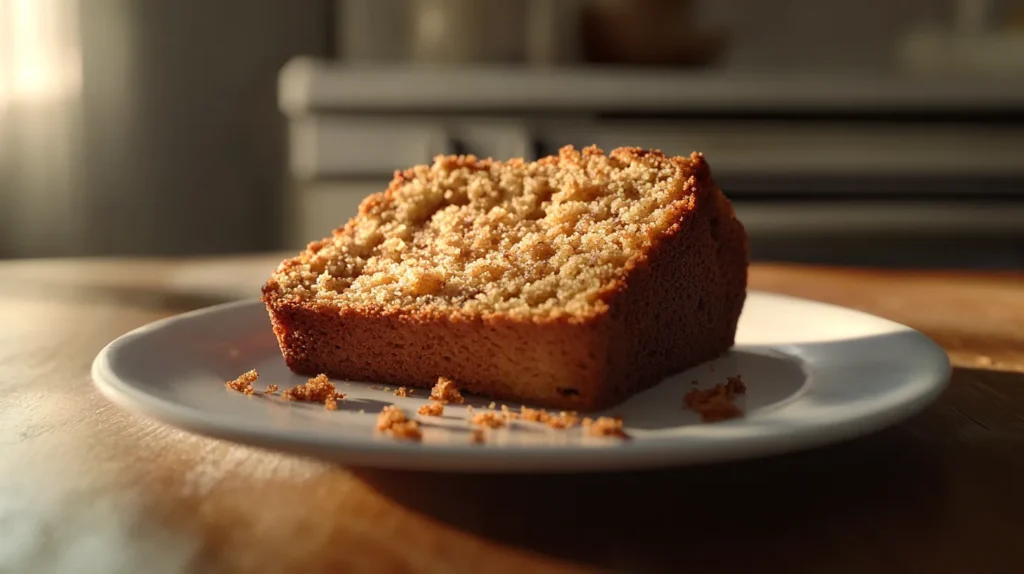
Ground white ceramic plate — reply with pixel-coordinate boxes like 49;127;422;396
92;292;950;472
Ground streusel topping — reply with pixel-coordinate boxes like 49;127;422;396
267;146;705;318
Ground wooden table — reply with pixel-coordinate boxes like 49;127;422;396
1;256;1022;574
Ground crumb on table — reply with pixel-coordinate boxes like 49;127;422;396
376;405;422;441
417;401;444;417
582;416;630;439
430;377;464;404
225;370;259;395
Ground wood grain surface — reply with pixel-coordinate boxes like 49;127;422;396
0;257;1021;574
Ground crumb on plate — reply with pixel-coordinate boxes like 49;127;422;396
725;374;746;394
417;401;444;417
470;411;506;429
225;370;259;395
264;384;278;394
394;386;411;397
500;404;518;420
546;411;580;429
519;406;549;423
683;375;746;422
282;373;345;403
430;376;465;404
376;405;422;441
583;416;630;439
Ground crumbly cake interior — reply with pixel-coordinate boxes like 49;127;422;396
269;146;702;318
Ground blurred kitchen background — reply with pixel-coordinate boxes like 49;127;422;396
2;0;1023;268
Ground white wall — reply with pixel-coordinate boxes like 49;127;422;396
701;0;950;72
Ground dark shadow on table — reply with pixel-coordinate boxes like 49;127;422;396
353;427;952;573
354;366;1024;573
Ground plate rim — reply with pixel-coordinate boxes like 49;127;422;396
91;291;951;473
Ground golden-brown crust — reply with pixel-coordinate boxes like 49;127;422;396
263;147;748;411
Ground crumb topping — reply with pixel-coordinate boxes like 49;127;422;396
430;377;465;404
225;370;259;395
376;405;422;441
265;146;708;319
417;401;444;417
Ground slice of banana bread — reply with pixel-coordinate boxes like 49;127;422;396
263;146;748;411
